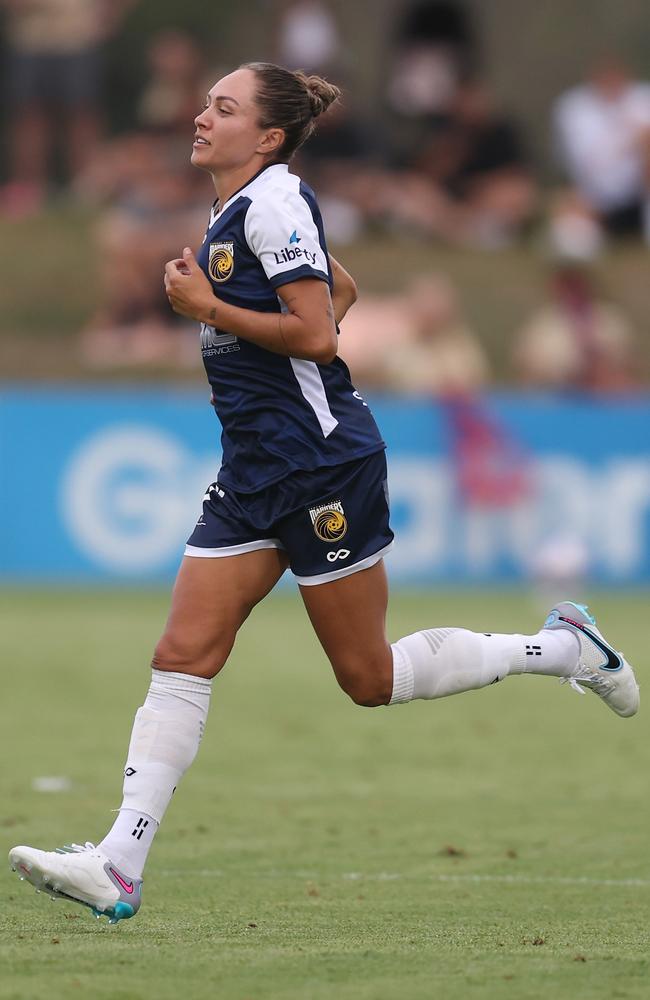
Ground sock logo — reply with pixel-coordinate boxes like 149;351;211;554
525;644;542;656
131;817;150;841
124;767;137;777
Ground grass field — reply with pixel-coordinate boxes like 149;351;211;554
1;588;648;1000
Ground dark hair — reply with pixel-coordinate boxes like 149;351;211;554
241;61;341;161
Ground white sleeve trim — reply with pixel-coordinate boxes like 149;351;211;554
244;187;328;286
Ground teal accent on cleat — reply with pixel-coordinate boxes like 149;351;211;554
570;602;596;625
108;902;135;924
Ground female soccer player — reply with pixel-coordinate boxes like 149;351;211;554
10;63;639;924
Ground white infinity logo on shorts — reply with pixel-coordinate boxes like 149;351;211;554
326;549;350;562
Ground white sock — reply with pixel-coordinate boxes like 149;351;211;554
97;808;157;879
98;669;211;877
389;627;579;704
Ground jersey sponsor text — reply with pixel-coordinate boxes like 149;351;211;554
273;246;317;266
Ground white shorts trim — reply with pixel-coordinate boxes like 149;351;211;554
295;541;393;587
184;539;284;558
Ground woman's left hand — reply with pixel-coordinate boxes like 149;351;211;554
164;248;217;324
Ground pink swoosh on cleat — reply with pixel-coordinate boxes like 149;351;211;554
109;868;134;894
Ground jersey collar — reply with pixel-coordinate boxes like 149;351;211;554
211;162;290;223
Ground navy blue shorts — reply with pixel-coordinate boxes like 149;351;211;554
185;450;393;585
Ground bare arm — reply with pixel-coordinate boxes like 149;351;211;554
165;248;338;364
329;254;358;323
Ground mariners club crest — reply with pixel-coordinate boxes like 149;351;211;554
308;500;348;542
208;241;235;282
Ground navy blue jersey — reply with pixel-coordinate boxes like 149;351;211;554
196;162;384;493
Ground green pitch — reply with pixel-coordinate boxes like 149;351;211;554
1;588;648;1000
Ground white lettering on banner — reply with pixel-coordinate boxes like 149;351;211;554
506;457;650;576
383;458;450;572
598;460;650;574
464;459;595;574
386;456;650;577
57;428;650;579
61;427;216;573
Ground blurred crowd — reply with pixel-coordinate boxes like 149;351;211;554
0;0;648;391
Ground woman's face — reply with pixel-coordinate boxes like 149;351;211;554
191;68;281;173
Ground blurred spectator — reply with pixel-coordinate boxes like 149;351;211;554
552;55;650;252
71;27;212;367
384;0;477;166
0;0;135;218
136;30;207;138
379;275;489;394
381;80;537;247
545;190;605;262
75;29;209;204
338;274;489;395
336;289;414;384
386;0;476;120
274;0;341;74
79;136;208;368
296;97;381;243
512;262;640;393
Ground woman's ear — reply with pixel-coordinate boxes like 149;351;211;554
257;127;285;156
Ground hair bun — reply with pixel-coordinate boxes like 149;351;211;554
295;71;341;118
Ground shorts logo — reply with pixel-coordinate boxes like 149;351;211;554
327;549;350;562
208;241;234;282
309;499;348;542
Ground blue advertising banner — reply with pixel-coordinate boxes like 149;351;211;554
1;387;649;584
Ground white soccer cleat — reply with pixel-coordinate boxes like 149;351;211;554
8;842;142;924
544;601;640;718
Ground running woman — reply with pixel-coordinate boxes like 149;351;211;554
9;63;639;924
